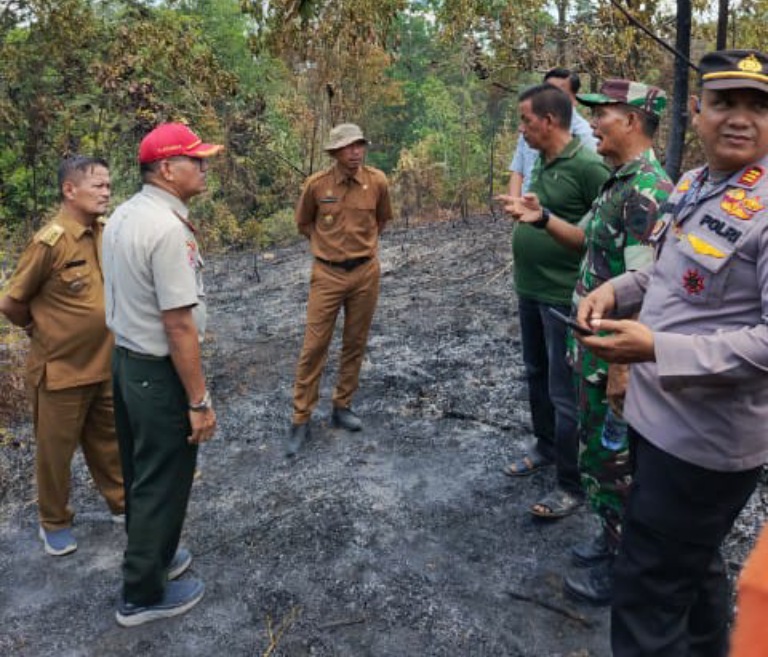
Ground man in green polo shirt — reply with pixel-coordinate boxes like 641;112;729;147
499;83;610;520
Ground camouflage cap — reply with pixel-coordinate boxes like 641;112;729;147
577;79;667;118
699;49;768;94
324;123;368;152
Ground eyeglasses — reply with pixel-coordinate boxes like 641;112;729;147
167;156;209;172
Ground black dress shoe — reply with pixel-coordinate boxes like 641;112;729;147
285;423;310;457
331;407;363;431
571;530;613;567
564;559;613;606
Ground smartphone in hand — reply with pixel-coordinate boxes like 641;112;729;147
547;307;595;336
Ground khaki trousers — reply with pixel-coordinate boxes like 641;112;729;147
292;258;380;424
33;378;125;530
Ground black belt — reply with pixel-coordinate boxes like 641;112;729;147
115;345;169;361
315;256;371;272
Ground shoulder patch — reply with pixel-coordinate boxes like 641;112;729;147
34;223;65;247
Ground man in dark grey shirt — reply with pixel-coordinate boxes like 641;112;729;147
576;49;768;656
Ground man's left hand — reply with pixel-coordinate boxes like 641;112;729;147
577;318;656;364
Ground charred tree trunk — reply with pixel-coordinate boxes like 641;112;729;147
716;0;729;50
665;0;692;182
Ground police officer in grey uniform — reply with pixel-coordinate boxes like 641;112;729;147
104;123;220;627
576;49;768;656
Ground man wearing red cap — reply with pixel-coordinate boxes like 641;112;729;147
103;122;220;626
286;123;393;456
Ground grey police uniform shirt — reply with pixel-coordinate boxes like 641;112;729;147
609;156;768;472
103;184;206;357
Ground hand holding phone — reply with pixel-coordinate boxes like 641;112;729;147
547;307;595;336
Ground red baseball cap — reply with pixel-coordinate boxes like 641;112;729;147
138;123;224;164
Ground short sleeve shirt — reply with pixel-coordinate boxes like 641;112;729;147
103;185;205;357
295;164;393;261
512;137;611;305
5;210;113;390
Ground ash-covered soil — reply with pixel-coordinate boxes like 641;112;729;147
0;216;765;657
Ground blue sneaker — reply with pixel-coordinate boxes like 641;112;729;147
39;526;77;556
116;579;205;627
168;548;192;580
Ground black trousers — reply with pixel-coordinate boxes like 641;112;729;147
112;347;198;605
612;429;760;657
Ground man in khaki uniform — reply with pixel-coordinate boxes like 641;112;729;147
286;124;394;456
0;156;124;556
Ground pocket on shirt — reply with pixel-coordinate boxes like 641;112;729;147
316;205;342;233
672;230;734;305
57;264;93;296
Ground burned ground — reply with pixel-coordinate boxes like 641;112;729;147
0;216;765;656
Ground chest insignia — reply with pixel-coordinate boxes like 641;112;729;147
686;234;726;258
676;178;691;193
721;188;764;220
736;166;765;188
682;268;705;295
323;214;334;225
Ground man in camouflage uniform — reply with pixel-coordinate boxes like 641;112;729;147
506;80;673;603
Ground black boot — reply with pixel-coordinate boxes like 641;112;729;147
564;558;613;606
571;530;613;567
331;407;363;431
285;423;310;457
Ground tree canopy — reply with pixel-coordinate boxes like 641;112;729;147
0;0;765;250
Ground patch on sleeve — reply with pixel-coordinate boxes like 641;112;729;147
186;239;198;269
34;224;64;247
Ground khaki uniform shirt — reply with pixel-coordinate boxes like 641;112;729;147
6;210;112;390
295;164;393;261
103;185;206;357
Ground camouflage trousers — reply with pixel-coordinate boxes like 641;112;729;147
576;367;633;552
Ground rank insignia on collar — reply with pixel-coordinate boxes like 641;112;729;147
721;188;764;220
651;219;666;237
737;166;765;188
323;214;334;225
676;178;691;193
682;268;705;296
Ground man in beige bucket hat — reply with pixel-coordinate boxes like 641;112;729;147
286;123;394;456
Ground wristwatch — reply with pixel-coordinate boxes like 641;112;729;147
532;208;551;229
189;389;211;412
